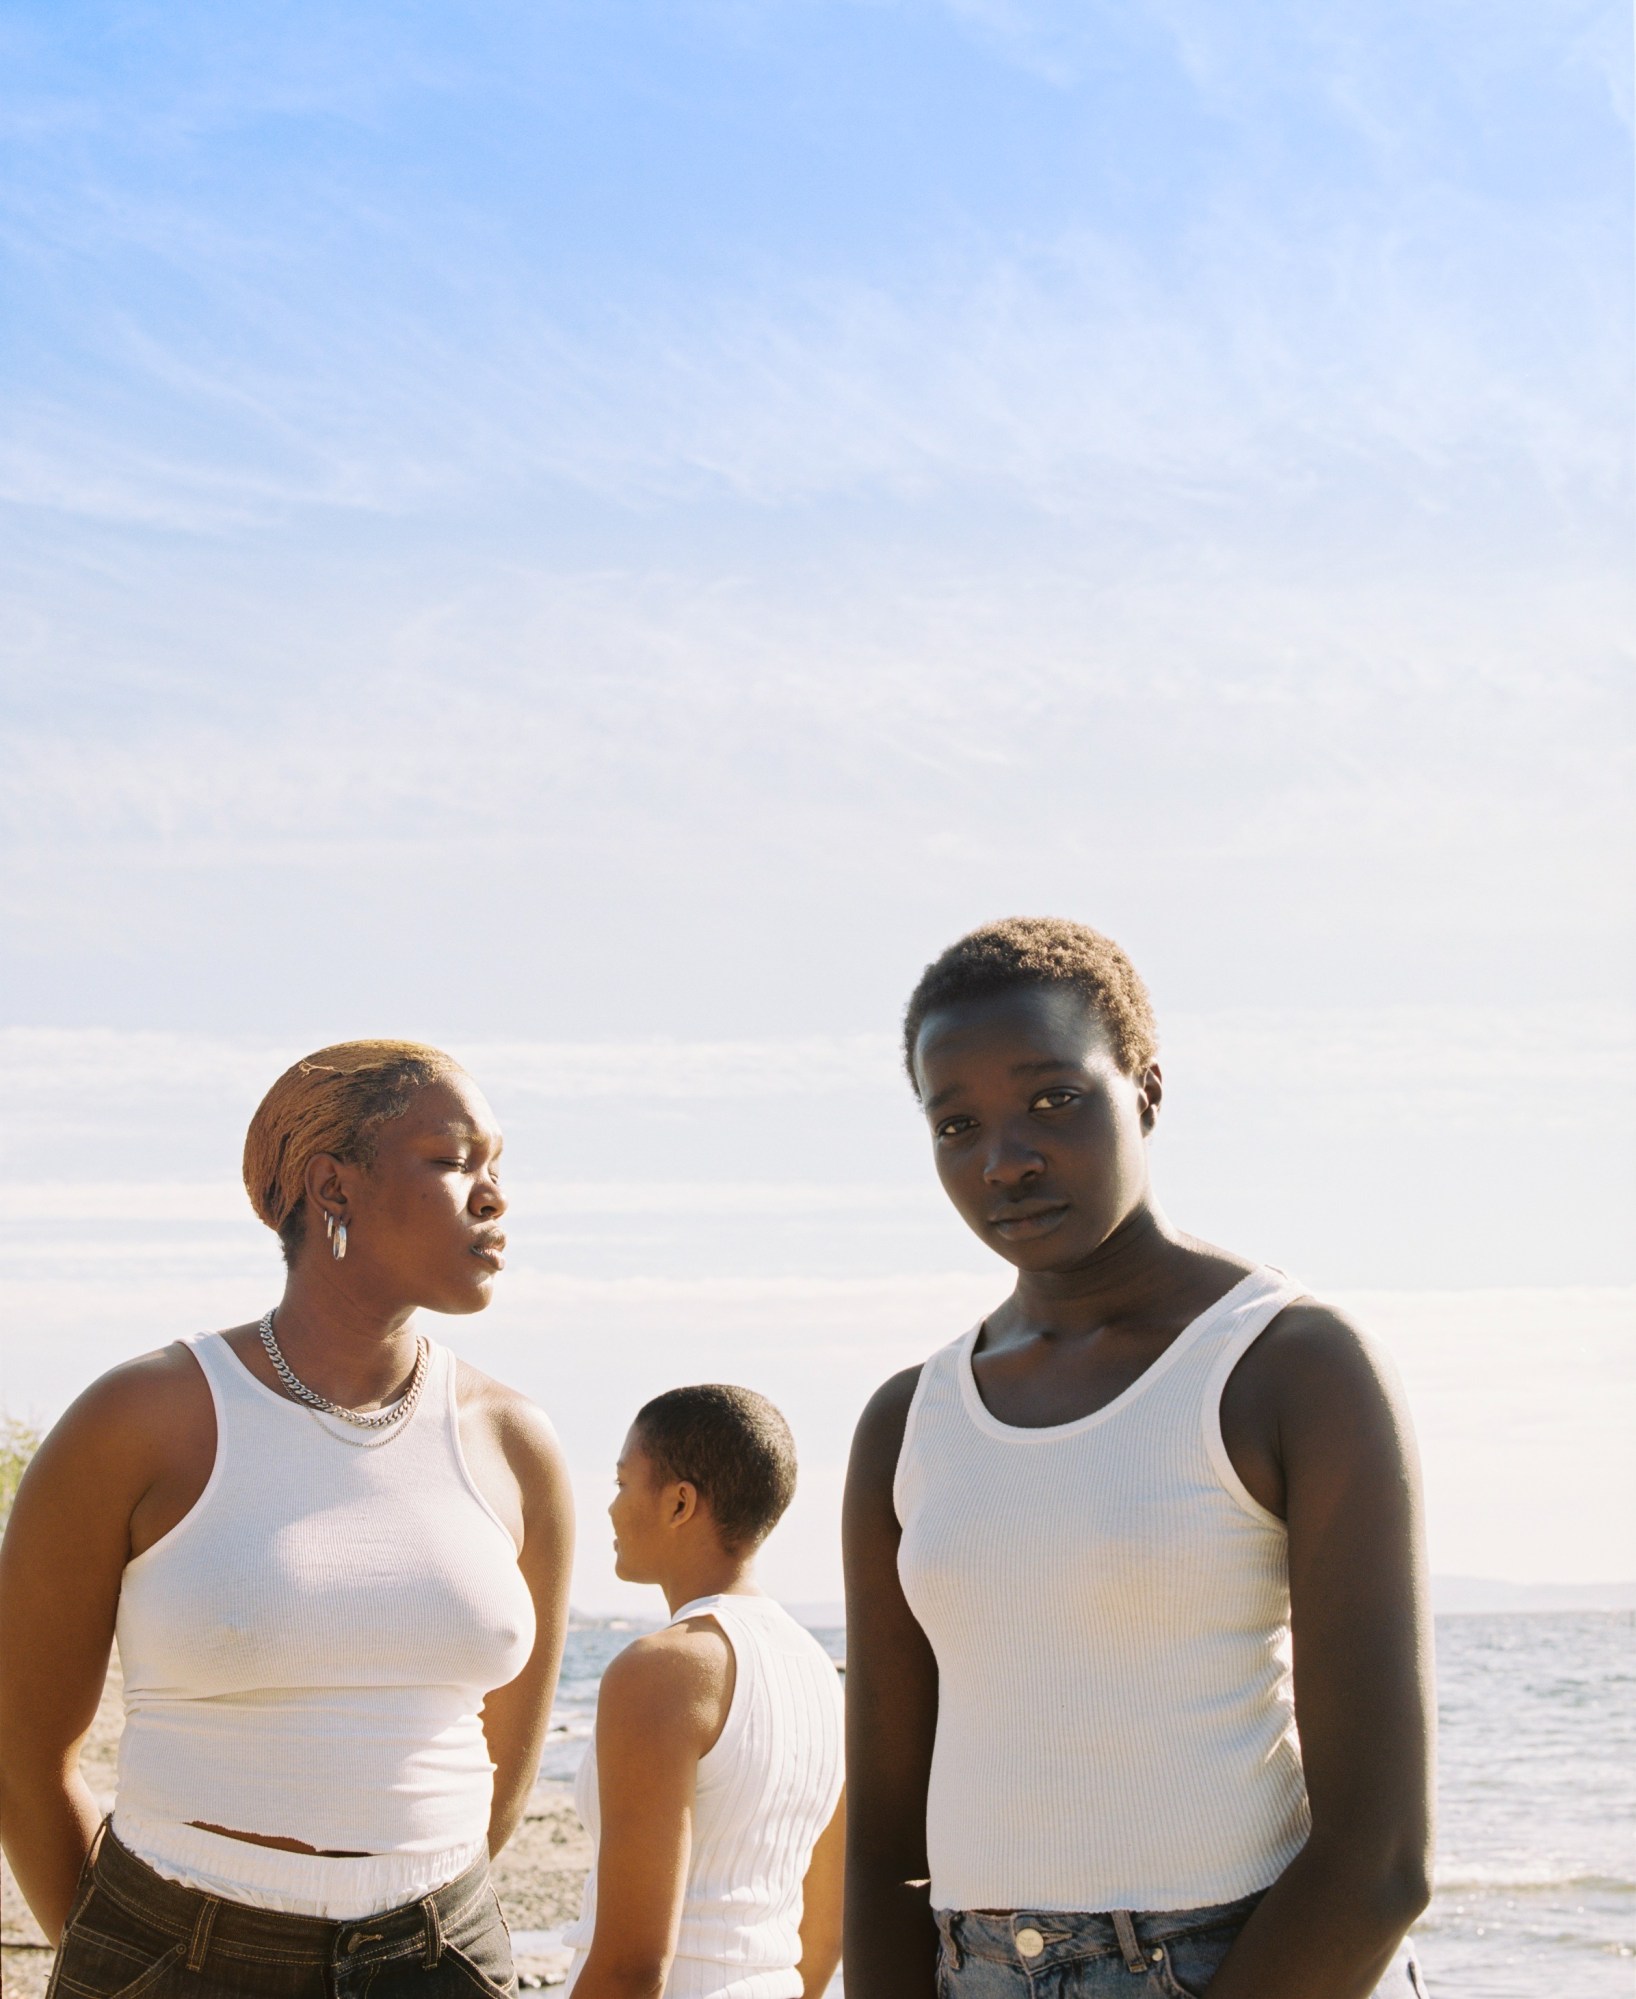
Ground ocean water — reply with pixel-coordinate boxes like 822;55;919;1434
540;1611;1633;1994
1419;1611;1634;1995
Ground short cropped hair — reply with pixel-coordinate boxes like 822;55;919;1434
633;1385;798;1554
243;1040;464;1260
903;917;1158;1094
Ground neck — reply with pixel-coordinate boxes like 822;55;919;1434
267;1263;421;1407
1010;1200;1193;1332
659;1545;760;1617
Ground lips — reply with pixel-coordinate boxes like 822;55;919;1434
989;1203;1068;1240
471;1236;507;1271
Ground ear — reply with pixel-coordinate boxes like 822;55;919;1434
667;1481;700;1530
302;1151;354;1225
1137;1063;1163;1133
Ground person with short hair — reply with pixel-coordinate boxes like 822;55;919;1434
843;919;1434;1999
0;1041;574;1998
563;1385;845;1999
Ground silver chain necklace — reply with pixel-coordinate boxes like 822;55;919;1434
257;1309;428;1432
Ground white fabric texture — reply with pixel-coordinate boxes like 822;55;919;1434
112;1814;486;1920
895;1265;1314;1914
113;1331;536;1889
563;1593;844;1999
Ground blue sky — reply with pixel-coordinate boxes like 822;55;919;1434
1;1;1631;1603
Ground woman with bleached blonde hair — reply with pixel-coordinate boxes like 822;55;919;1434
0;1040;574;1999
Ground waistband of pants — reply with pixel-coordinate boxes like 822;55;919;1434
112;1807;486;1917
935;1892;1265;1973
85;1823;494;1968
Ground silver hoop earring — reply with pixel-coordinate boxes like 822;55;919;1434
326;1214;348;1261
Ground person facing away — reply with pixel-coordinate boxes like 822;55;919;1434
843;920;1436;1999
563;1385;846;1999
0;1040;575;1999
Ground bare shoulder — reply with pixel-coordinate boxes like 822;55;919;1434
45;1341;212;1461
455;1358;567;1472
1226;1296;1417;1467
1235;1298;1406;1402
849;1363;925;1473
598;1621;733;1746
5;1341;214;1560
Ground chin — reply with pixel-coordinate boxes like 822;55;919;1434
432;1279;496;1316
1001;1232;1098;1274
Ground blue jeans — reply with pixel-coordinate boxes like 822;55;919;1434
46;1824;516;1998
934;1895;1426;1997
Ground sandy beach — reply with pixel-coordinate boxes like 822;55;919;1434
0;1665;594;1996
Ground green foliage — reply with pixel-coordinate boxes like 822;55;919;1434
0;1411;41;1529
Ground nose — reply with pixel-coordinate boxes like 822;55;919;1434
473;1170;506;1220
983;1128;1045;1191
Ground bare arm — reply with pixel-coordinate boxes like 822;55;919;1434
1201;1306;1435;1998
841;1368;940;1999
476;1397;575;1857
0;1354;196;1939
569;1627;730;1999
794;1788;846;1999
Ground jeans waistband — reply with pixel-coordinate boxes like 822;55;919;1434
935;1893;1265;1974
87;1823;492;1968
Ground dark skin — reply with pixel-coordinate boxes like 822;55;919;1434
842;985;1434;1999
0;1073;576;1941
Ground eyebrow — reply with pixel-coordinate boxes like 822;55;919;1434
923;1056;1081;1115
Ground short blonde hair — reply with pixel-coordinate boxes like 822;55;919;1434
243;1040;463;1255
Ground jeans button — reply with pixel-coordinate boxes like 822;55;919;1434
1015;1926;1045;1959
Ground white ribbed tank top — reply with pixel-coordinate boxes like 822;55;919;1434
895;1265;1313;1914
563;1595;844;1999
114;1332;536;1859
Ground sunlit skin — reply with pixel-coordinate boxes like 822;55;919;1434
0;1071;576;1940
568;1432;845;1999
842;983;1434;1999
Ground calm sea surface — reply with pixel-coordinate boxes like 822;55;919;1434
541;1611;1634;1996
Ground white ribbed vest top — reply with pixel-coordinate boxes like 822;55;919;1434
114;1332;536;1856
563;1595;844;1999
895;1265;1313;1914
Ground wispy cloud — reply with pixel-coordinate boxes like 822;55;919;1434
1;7;1624;532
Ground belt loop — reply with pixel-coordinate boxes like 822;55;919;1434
1111;1910;1146;1975
937;1909;964;1971
186;1897;220;1973
420;1892;444;1970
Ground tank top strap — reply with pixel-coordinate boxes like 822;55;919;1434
1195;1265;1309;1384
668;1594;759;1773
431;1335;458;1426
179;1328;271;1424
892;1329;970;1526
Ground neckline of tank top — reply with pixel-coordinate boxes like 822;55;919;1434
196;1329;437;1446
955;1265;1296;1445
667;1590;775;1626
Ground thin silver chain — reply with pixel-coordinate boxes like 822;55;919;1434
257;1308;428;1432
